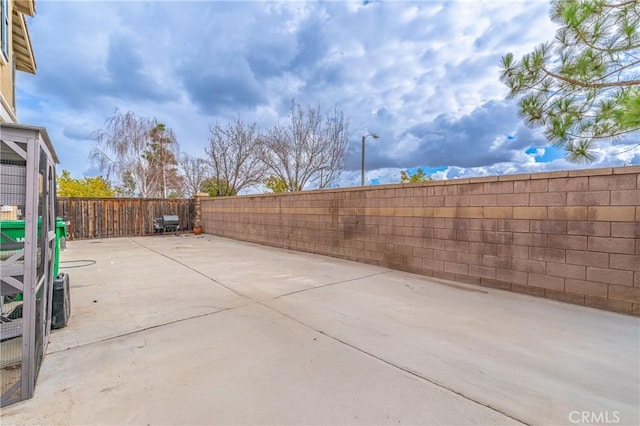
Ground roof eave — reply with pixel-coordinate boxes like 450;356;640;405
14;0;36;17
12;11;36;74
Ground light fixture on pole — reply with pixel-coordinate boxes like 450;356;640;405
361;133;379;186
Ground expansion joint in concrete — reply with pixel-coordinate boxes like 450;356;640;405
259;303;530;426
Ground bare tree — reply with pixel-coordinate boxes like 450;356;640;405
261;100;349;191
205;117;267;196
89;110;180;198
179;153;210;198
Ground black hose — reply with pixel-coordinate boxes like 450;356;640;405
59;260;96;269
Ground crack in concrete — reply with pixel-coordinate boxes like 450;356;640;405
259;303;530;426
46;302;255;355
127;238;250;301
130;237;392;304
275;270;394;299
59;237;528;425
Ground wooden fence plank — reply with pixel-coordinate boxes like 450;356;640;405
56;197;195;240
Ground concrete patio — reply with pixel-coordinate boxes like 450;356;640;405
1;234;638;425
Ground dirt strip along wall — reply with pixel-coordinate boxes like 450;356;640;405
200;166;640;316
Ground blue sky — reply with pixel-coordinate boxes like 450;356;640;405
16;0;640;189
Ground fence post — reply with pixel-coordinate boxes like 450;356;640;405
194;192;208;230
139;198;144;236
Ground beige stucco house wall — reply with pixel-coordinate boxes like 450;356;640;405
0;0;36;123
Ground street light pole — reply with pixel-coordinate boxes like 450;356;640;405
361;133;379;186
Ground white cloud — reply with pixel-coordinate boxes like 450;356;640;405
15;0;638;185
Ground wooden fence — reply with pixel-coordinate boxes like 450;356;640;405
56;197;196;240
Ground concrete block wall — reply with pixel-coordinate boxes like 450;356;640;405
200;166;640;316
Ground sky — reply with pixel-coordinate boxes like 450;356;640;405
16;0;640;190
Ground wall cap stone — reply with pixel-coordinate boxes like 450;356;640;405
203;166;638;202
